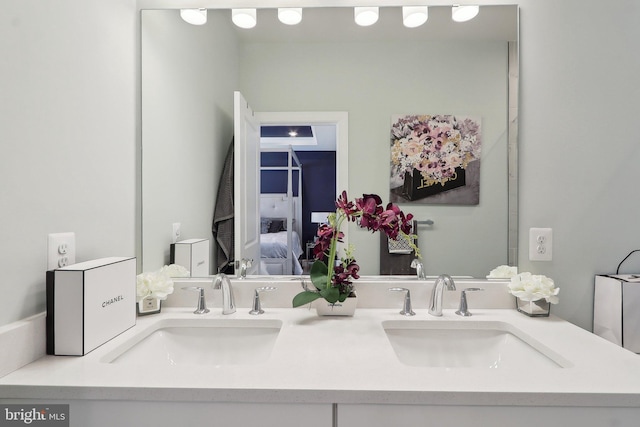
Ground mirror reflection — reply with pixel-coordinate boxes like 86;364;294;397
257;123;338;276
141;5;518;278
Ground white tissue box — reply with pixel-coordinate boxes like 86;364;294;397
170;238;209;276
46;257;136;356
594;274;640;353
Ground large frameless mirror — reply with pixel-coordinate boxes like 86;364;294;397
140;4;518;278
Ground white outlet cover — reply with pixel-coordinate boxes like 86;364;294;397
172;222;181;243
529;228;552;261
47;232;76;270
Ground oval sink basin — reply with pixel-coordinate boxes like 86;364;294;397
101;318;282;366
382;320;569;369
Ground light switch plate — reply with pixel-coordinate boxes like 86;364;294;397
529;228;552;261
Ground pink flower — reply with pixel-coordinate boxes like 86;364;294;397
335;190;358;219
401;136;423;156
331;259;360;294
313;224;343;262
356;194;384;231
400;212;414;235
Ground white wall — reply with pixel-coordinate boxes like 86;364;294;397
0;0;137;327
141;10;239;273
1;0;639;332
516;0;640;329
240;40;508;277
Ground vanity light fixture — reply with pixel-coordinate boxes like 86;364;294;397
402;6;429;28
232;8;257;29
354;7;379;27
451;5;479;22
180;8;207;26
278;8;303;25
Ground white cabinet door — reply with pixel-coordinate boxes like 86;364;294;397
338;404;640;427
5;399;333;427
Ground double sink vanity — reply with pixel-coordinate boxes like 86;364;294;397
2;277;640;426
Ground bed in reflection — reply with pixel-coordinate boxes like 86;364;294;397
260;227;304;275
259;147;305;275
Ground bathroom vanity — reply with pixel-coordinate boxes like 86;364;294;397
1;279;640;427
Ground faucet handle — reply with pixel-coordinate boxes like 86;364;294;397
249;286;276;315
389;287;416;316
410;259;426;279
238;258;254;279
182;286;210;314
455;287;484;317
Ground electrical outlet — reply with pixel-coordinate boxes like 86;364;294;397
529;228;552;261
172;222;181;243
47;232;76;270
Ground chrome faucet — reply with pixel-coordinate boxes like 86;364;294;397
182;286;210;315
238;258;253;279
212;273;236;314
455;288;484;317
410;258;426;280
249;286;277;315
428;274;456;316
389;287;416;316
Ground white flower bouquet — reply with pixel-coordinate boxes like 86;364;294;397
508;272;559;304
488;265;518;279
136;264;189;303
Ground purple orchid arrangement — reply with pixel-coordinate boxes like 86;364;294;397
292;191;418;308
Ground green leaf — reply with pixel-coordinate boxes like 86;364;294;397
292;291;322;308
320;286;340;304
310;260;329;291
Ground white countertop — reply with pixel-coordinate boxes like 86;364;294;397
2;305;640;407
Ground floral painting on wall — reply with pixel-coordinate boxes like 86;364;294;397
389;114;482;205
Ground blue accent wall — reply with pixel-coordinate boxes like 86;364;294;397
261;151;336;247
260;152;300;195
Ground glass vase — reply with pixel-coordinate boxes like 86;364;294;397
516;297;550;317
137;296;162;315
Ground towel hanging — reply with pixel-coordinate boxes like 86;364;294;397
212;139;235;274
387;233;415;254
387;219;425;254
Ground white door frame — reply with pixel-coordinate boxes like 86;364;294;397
255;111;349;245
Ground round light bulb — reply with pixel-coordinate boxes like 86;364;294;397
232;8;257;29
452;5;479;23
180;9;207;26
278;8;303;25
402;6;428;28
354;7;379;27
